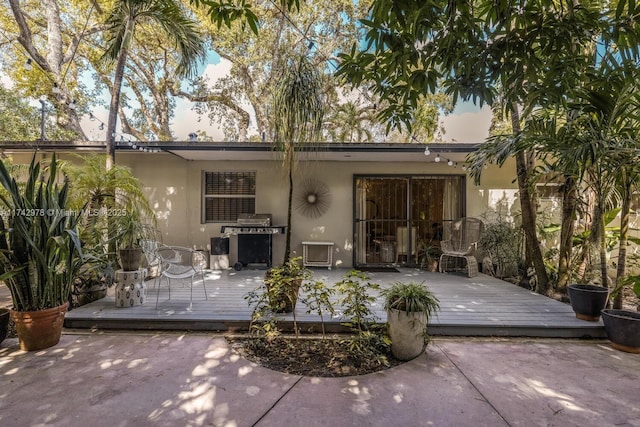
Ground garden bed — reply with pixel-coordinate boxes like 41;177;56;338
227;335;404;377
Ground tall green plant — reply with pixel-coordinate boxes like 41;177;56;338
0;155;84;311
337;0;640;296
478;219;524;280
66;155;156;272
66;155;154;216
335;270;390;366
611;149;640;308
101;0;205;167
301;279;335;339
541;59;640;290
247;257;312;339
272;54;325;263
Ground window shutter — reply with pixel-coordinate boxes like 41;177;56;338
203;172;256;222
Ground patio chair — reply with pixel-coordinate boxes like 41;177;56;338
155;246;208;308
439;217;484;277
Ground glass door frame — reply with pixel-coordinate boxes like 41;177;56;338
352;174;466;268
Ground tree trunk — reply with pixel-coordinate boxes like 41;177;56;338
10;0;88;139
106;18;135;170
614;177;632;309
557;175;578;290
510;104;550;294
592;201;609;289
284;153;294;264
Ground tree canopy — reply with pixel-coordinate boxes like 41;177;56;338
1;0;451;143
336;0;640;133
335;0;640;294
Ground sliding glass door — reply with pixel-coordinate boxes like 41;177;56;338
354;175;464;267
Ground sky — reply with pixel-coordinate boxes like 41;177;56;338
76;56;493;144
171;60;493;144
440;103;492;143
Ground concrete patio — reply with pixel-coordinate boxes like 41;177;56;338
3;270;636;427
63;268;606;338
1;332;638;427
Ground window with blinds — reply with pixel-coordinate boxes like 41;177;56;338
202;171;256;222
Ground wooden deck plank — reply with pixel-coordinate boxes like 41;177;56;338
64;268;606;338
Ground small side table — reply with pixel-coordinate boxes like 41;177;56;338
302;241;334;269
114;268;148;307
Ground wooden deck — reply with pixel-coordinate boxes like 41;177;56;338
63;268;606;338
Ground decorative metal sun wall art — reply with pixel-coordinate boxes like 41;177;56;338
295;179;332;218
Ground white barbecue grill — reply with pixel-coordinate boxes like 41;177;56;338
220;214;286;270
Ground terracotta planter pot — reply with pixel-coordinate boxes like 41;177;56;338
601;309;640;354
0;308;9;344
10;303;69;351
387;308;427;361
567;284;609;321
425;259;439;272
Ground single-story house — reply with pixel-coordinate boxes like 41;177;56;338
2;140;526;269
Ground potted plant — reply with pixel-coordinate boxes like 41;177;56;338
71;221;116;307
381;281;440;361
73;251;115;306
113;209;156;271
419;241;442;272
263;256;311;313
0;155;84;351
66;154;155;292
602;275;640;353
567;283;609;322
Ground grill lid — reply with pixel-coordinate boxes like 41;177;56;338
237;213;271;226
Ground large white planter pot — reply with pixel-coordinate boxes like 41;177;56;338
387;309;427;361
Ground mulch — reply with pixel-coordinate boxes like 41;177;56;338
227;336;405;377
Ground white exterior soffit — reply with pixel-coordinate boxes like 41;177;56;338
0;141;479;163
125;142;479;163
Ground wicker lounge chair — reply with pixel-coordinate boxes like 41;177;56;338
439;217;484;277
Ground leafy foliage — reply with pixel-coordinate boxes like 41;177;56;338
0;84;75;141
272;54;325;262
478;219;524;280
102;0;205;79
611;274;640;308
300;278;335;338
335;270;380;331
381;281;439;315
382;281;439;346
0;155;84;311
65;155;156;290
335;270;390;365
264;257;311;313
101;0;206;162
245;268;391;368
191;0;301;34
336;1;640;134
247;257;310;338
272;54;325;147
334;0;640;294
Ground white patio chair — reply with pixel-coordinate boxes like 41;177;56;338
155;246;208;308
439;217;484;277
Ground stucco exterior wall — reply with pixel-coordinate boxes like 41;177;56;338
116;153;519;268
7;150;638;273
